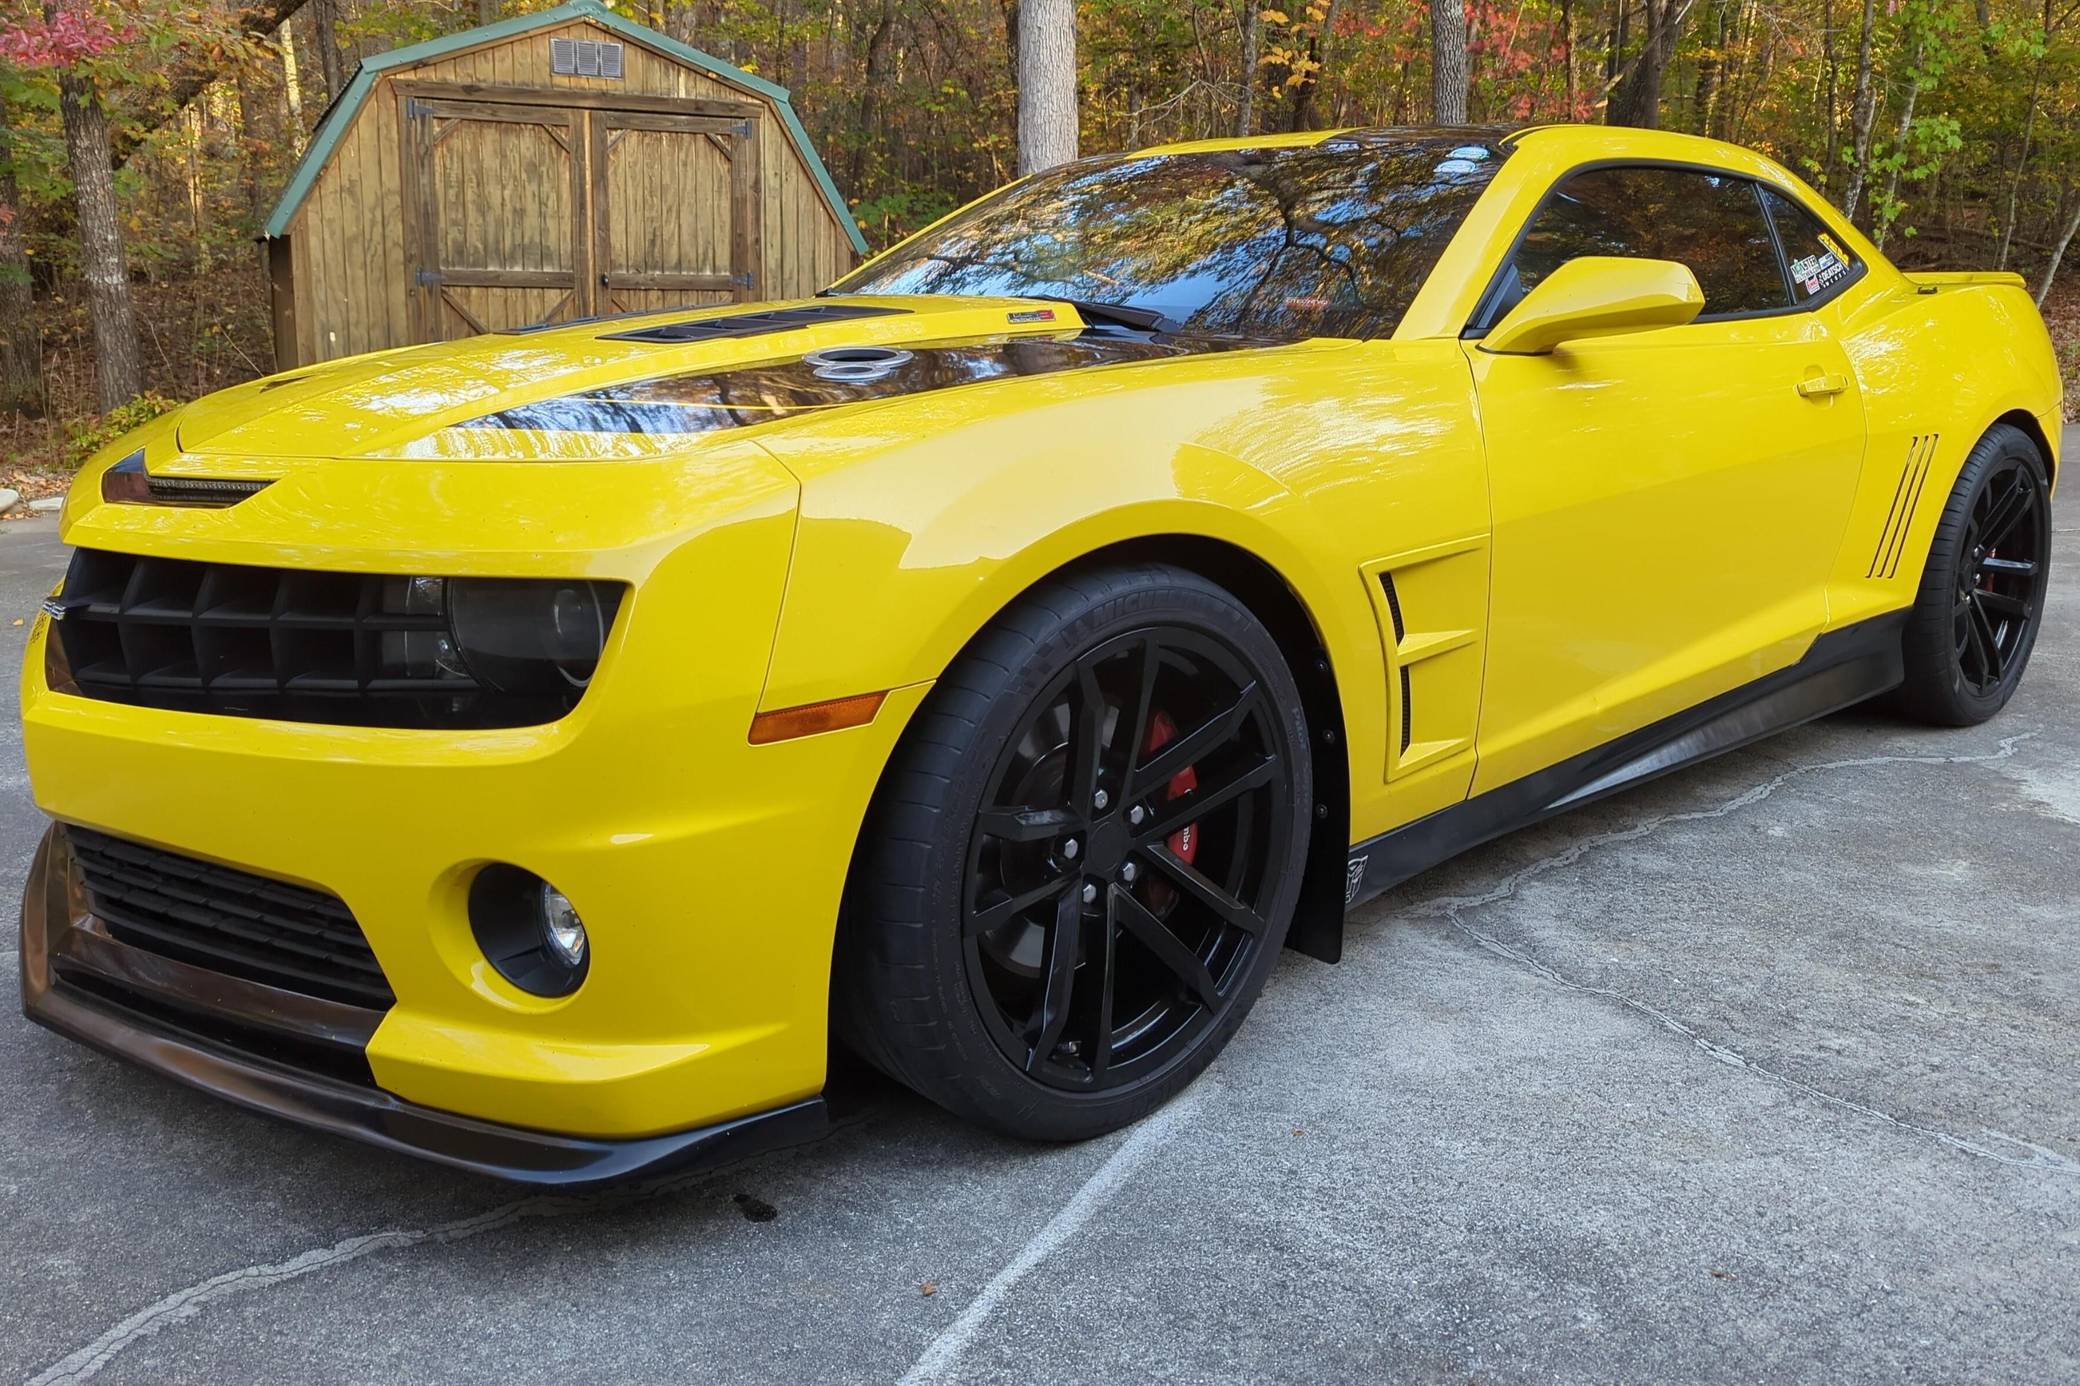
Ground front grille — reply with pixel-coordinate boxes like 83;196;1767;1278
67;826;394;1010
46;548;599;728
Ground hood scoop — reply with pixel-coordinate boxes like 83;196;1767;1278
599;302;908;346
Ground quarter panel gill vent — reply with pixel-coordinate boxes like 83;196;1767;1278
1869;433;1939;579
1380;572;1412;755
600;303;908;345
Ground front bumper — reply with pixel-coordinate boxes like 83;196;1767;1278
20;824;833;1187
20;445;931;1157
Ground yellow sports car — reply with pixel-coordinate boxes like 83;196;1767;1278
18;125;2060;1185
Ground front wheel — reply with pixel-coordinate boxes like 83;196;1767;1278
837;564;1313;1142
1894;424;2052;726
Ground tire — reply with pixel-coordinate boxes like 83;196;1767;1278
836;563;1314;1142
1894;424;2053;727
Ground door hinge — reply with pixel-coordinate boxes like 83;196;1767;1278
733;272;757;291
733;119;753;138
405;97;428;120
414;268;442;289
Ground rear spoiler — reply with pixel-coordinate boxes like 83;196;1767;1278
1903;270;2029;293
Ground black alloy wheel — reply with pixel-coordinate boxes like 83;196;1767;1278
964;625;1290;1092
1896;423;2053;726
1951;455;2048;696
837;564;1314;1141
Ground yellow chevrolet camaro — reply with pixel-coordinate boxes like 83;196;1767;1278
18;125;2061;1185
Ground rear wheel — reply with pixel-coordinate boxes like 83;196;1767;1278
1895;425;2052;726
837;564;1313;1141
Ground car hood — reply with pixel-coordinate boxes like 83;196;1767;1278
175;296;1252;462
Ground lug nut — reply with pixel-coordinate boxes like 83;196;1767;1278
1093;789;1110;811
1127;805;1146;827
1121;862;1139;885
1082;882;1098;905
1061;838;1080;860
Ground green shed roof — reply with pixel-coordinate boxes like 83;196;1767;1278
262;0;867;256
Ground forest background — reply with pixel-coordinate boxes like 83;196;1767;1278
2;0;2077;475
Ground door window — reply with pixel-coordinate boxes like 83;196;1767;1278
1484;165;1790;326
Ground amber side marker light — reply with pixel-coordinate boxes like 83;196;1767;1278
748;691;887;744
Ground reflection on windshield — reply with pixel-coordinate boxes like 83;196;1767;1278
833;134;1508;341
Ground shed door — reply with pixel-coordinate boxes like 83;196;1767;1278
591;111;761;315
406;97;588;339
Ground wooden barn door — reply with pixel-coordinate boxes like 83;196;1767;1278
590;111;761;316
404;96;589;339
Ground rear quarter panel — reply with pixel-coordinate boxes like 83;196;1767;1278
1826;277;2063;630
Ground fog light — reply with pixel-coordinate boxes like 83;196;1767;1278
469;864;590;997
540;883;587;967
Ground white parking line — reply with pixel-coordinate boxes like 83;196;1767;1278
896;1081;1212;1385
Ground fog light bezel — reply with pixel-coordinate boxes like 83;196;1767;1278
468;864;590;997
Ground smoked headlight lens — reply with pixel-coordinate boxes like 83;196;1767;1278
445;578;622;694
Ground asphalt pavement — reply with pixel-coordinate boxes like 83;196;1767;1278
2;430;2076;1384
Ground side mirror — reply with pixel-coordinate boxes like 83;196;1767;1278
1481;256;1705;356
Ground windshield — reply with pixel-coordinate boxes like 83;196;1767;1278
831;135;1508;342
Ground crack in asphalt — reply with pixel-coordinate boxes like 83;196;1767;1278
22;1122;861;1386
1401;731;2080;1179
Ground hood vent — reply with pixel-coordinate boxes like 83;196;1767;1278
601;303;908;346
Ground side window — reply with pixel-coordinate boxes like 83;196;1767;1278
1762;187;1860;304
1497;166;1789;322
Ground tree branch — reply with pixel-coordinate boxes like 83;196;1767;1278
112;0;315;169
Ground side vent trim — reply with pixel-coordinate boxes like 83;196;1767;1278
1869;433;1938;579
1379;572;1412;756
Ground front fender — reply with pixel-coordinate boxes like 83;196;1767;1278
757;428;1365;713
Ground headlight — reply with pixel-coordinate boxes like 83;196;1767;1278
446;578;618;693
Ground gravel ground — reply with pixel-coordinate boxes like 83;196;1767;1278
1;430;2075;1385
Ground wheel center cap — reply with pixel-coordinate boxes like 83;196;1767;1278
1087;817;1128;874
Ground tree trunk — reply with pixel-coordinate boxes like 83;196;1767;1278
1839;0;1877;219
850;0;896;192
1874;40;1922;249
1016;0;1078;174
479;0;498;23
1609;0;1692;128
2037;188;2080;307
1431;0;1469;123
1996;61;2043;270
1561;0;1575;117
1693;0;1724;134
1286;0;1343;130
1821;0;1838;172
57;71;143;411
0;92;44;416
1236;0;1259;135
311;0;345;101
281;17;308;153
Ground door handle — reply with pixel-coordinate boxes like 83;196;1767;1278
1796;372;1849;398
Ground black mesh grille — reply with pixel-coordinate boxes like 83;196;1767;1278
67;826;394;1011
47;548;592;728
600;302;905;344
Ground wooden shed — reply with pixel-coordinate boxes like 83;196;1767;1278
261;0;867;368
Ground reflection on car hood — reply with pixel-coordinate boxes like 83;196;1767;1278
454;335;1250;440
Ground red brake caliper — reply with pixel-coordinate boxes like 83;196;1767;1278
1142;710;1198;911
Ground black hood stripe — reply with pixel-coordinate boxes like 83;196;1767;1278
458;332;1257;436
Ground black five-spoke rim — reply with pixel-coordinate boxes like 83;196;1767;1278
962;626;1293;1092
1955;457;2048;697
